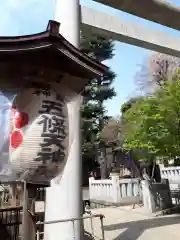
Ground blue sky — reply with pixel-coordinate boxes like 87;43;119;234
0;0;180;116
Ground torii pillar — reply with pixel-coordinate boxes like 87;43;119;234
46;0;83;239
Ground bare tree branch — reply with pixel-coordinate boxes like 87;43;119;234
135;53;180;94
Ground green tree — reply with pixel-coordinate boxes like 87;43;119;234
120;97;143;116
80;33;116;175
123;74;180;160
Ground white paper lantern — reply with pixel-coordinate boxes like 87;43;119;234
8;88;68;183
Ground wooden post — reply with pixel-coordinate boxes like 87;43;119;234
21;182;36;240
11;183;17;206
21;181;28;240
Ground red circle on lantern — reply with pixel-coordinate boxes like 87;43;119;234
10;130;23;148
15;112;29;129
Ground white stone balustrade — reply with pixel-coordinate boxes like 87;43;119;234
89;176;141;205
160;166;180;189
160;167;180;183
88;167;180;207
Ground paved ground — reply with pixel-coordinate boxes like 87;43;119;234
84;206;180;240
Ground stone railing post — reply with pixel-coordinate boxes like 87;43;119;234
89;177;94;199
141;180;156;213
111;175;120;203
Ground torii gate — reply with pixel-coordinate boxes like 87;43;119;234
45;1;180;240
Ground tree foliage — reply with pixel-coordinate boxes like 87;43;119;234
81;34;115;61
123;72;180;159
120;97;143;115
80;33;116;158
